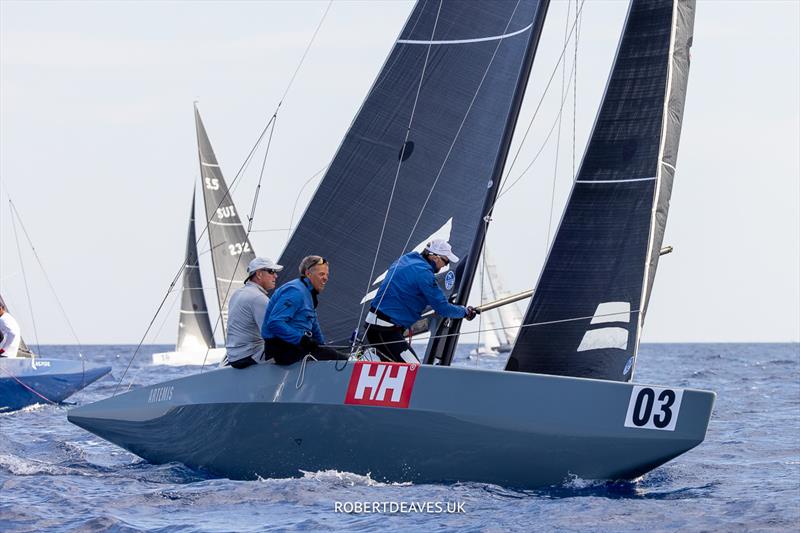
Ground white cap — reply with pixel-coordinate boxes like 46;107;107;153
425;239;459;263
246;257;283;280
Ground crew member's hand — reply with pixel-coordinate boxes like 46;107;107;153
464;306;479;321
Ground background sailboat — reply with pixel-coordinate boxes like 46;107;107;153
0;294;110;412
470;249;523;357
152;106;256;366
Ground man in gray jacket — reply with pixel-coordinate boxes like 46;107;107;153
225;257;283;368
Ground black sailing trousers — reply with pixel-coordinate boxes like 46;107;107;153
264;338;348;366
364;324;420;364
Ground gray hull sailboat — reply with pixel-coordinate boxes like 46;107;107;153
152;107;256;366
70;0;713;488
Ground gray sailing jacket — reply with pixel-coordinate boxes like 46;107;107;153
225;281;269;363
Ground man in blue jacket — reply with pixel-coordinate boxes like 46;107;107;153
261;255;348;365
365;239;477;363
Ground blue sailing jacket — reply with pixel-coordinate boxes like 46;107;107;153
371;252;466;328
261;277;324;345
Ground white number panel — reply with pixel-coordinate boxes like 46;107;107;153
624;385;684;431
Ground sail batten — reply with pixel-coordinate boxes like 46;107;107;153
506;0;696;381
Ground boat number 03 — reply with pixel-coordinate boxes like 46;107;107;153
624;386;684;431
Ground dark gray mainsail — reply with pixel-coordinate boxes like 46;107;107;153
276;0;550;345
176;195;215;352
506;0;696;381
194;105;255;334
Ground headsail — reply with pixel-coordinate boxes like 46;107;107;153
176;195;216;352
276;0;550;345
507;0;696;381
194;105;256;333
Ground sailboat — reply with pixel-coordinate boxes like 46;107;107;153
470;251;523;357
152;107;256;366
69;0;714;489
0;293;111;412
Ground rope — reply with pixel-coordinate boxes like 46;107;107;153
9;201;41;355
296;353;319;389
0;363;58;405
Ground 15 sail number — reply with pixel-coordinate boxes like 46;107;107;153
624;385;684;431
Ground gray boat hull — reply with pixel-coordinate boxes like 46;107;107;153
68;361;714;488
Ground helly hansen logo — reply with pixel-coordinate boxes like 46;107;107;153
345;362;418;408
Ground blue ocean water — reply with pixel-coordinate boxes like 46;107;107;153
1;343;798;532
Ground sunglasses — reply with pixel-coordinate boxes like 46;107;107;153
436;254;450;266
259;269;277;275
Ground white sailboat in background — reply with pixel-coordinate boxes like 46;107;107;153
152;106;256;366
471;250;523;357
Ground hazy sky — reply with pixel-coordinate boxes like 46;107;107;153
1;0;798;345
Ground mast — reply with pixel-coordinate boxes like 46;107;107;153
432;0;551;366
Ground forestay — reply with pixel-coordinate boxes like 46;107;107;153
176;196;216;352
277;0;549;345
507;0;696;381
195;106;256;334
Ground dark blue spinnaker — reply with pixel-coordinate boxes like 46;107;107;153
506;0;696;381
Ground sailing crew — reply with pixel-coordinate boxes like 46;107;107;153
364;239;477;363
225;257;284;369
0;302;21;358
261;255;349;365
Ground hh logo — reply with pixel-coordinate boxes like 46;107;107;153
345;362;418;408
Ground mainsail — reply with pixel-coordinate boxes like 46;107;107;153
175;195;216;352
277;0;550;345
507;0;696;381
195;105;256;334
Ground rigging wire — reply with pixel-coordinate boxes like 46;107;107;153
495;0;586;202
8;200;84;350
9;202;41;355
200;113;280;371
545;0;574;249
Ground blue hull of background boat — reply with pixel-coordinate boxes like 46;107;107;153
0;358;111;412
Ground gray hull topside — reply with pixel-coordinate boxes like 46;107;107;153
68;362;715;488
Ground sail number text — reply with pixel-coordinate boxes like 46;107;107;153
624;386;684;431
228;242;251;256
